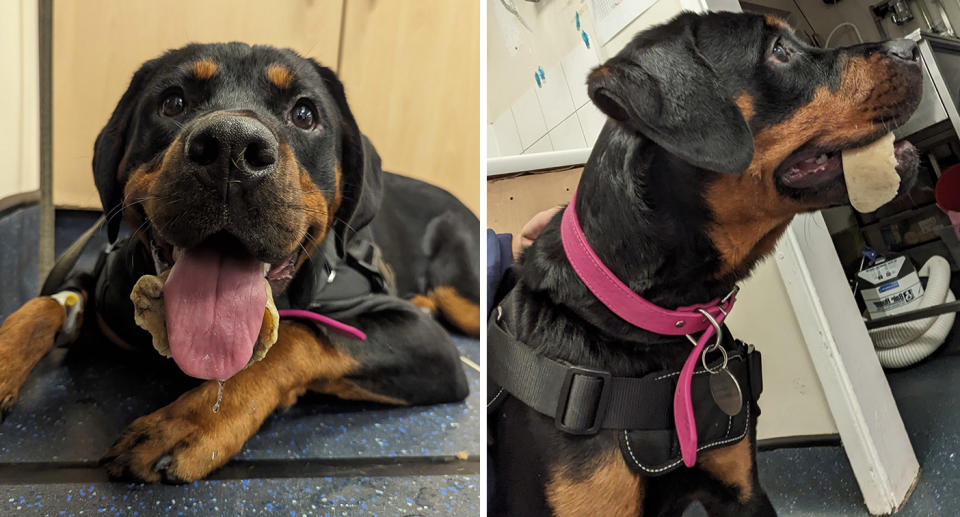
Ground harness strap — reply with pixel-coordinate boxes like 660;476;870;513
488;314;762;436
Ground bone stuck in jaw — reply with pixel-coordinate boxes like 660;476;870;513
842;132;900;213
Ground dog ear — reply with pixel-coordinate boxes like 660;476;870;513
313;63;384;257
587;25;754;175
92;61;158;243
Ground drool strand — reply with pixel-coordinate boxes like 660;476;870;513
212;380;225;413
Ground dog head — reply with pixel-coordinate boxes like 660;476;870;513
93;43;381;379
587;12;921;276
94;42;380;290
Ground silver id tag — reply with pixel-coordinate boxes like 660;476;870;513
709;368;743;416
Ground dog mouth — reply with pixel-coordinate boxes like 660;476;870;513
150;231;299;294
147;232;299;380
776;138;919;193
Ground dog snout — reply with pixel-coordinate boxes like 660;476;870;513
884;39;919;63
185;115;278;188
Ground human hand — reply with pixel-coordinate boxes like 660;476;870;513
512;206;563;259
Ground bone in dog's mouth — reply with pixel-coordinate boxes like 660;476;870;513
777;138;917;190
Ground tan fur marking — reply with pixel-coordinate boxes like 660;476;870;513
294;155;333;270
191;59;218;80
279;385;308;409
309;379;408;406
329;163;343;218
699;434;755;503
122;135;185;247
428;287;480;337
735;92;755;122
0;297;66;416
708;54;905;274
267;64;295;89
765;15;788;30
547;449;644;517
408;294;438;313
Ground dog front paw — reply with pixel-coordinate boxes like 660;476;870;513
101;382;253;483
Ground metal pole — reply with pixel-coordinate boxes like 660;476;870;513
37;0;53;288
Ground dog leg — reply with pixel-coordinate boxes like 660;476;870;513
102;321;353;482
421;212;482;337
0;297;68;421
546;448;644;517
103;299;468;483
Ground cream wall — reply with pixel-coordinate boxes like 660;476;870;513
338;0;481;213
726;259;838;439
0;0;40;203
52;0;480;214
52;0;344;209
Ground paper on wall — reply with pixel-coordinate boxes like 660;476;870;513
592;0;658;44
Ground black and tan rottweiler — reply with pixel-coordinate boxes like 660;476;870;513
489;12;921;516
0;43;480;482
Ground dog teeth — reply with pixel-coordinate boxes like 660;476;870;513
816;154;828;165
172;246;184;262
263;263;271;275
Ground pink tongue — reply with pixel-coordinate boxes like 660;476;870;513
164;246;266;380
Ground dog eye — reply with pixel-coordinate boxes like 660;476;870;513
771;38;789;63
290;99;318;130
160;91;185;117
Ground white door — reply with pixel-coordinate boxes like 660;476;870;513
776;213;919;514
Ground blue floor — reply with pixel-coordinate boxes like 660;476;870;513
758;323;960;515
0;207;481;516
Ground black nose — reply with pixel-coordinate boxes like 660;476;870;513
885;39;919;62
185;115;278;186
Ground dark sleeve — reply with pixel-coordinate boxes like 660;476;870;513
486;229;514;315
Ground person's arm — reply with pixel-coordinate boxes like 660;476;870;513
486;206;564;315
486;229;514;314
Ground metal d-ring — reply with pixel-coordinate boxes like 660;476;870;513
697;308;727;374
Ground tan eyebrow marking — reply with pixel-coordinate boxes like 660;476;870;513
765;15;789;30
191;59;218;79
266;64;295;89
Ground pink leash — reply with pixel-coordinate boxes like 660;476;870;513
560;191;737;467
277;309;366;340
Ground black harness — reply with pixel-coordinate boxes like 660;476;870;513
487;293;764;475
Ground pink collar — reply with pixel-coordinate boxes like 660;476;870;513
560;191;738;468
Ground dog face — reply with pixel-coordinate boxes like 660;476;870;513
587;12;921;274
93;43;383;380
94;43;379;295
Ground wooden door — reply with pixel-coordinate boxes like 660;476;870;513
52;0;344;208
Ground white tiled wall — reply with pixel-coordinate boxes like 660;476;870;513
488;41;603;157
